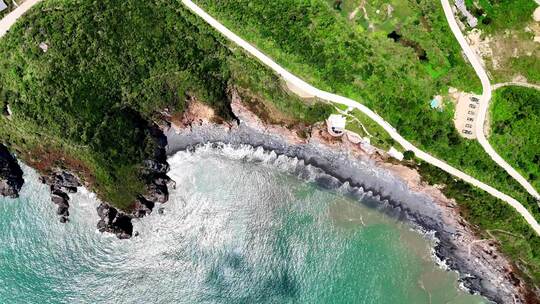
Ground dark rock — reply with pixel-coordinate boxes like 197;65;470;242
132;197;155;218
51;190;69;207
40;170;80;190
151;173;171;186
143;183;168;204
0;144;24;198
142;160;169;175
96;203;134;239
64;186;78;193
56;205;69;216
41;170;80;223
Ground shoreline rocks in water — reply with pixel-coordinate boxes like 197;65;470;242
162;95;532;304
0;144;24;198
40;170;81;223
99;124;174;239
96;203;134;239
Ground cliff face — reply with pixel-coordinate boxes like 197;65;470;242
163;92;535;304
0;144;23;198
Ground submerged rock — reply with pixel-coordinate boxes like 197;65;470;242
0;144;24;198
40;170;80;223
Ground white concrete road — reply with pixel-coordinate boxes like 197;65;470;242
1;0;539;235
440;0;540;201
0;0;42;37
181;0;540;235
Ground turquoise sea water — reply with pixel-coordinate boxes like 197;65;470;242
0;146;485;303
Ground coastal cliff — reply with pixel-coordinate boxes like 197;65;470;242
162;91;535;304
0;144;23;198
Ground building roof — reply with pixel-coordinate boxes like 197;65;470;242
328;114;346;129
0;0;7;12
388;147;404;161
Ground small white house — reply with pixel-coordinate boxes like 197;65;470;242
327;114;346;137
388;147;404;161
0;0;7;12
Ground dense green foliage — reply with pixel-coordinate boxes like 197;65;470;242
194;0;540;216
462;0;539;83
0;0;332;208
418;160;540;287
490;87;540;193
465;0;537;33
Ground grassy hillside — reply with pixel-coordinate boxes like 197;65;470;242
0;0;332;209
490;87;540;193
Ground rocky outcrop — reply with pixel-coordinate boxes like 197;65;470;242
96;203;133;239
98;124;175;239
40;170;81;223
164;95;534;304
0;144;24;198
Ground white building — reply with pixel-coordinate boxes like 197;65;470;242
388;147;404;161
0;0;7;12
327;114;346;137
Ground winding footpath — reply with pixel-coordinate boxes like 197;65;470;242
440;0;540;201
1;0;540;235
180;0;540;235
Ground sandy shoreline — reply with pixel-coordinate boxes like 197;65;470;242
163;99;531;304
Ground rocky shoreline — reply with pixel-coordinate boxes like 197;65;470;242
0;95;534;302
0;122;174;239
0;144;23;198
163;96;532;304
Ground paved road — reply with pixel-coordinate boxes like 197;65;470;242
0;0;42;37
181;0;540;235
2;0;539;235
440;0;540;201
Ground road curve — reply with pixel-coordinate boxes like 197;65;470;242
181;0;540;235
440;0;540;201
1;0;539;235
0;0;43;37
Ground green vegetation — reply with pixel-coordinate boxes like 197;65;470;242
0;0;332;209
462;0;539;83
193;0;540;287
464;0;537;33
417;159;540;288
345;109;396;150
490;87;540;193
193;0;539;216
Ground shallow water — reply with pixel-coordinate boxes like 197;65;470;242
0;145;485;303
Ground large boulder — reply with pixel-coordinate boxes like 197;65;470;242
41;170;81;223
0;144;24;198
96;203;134;239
